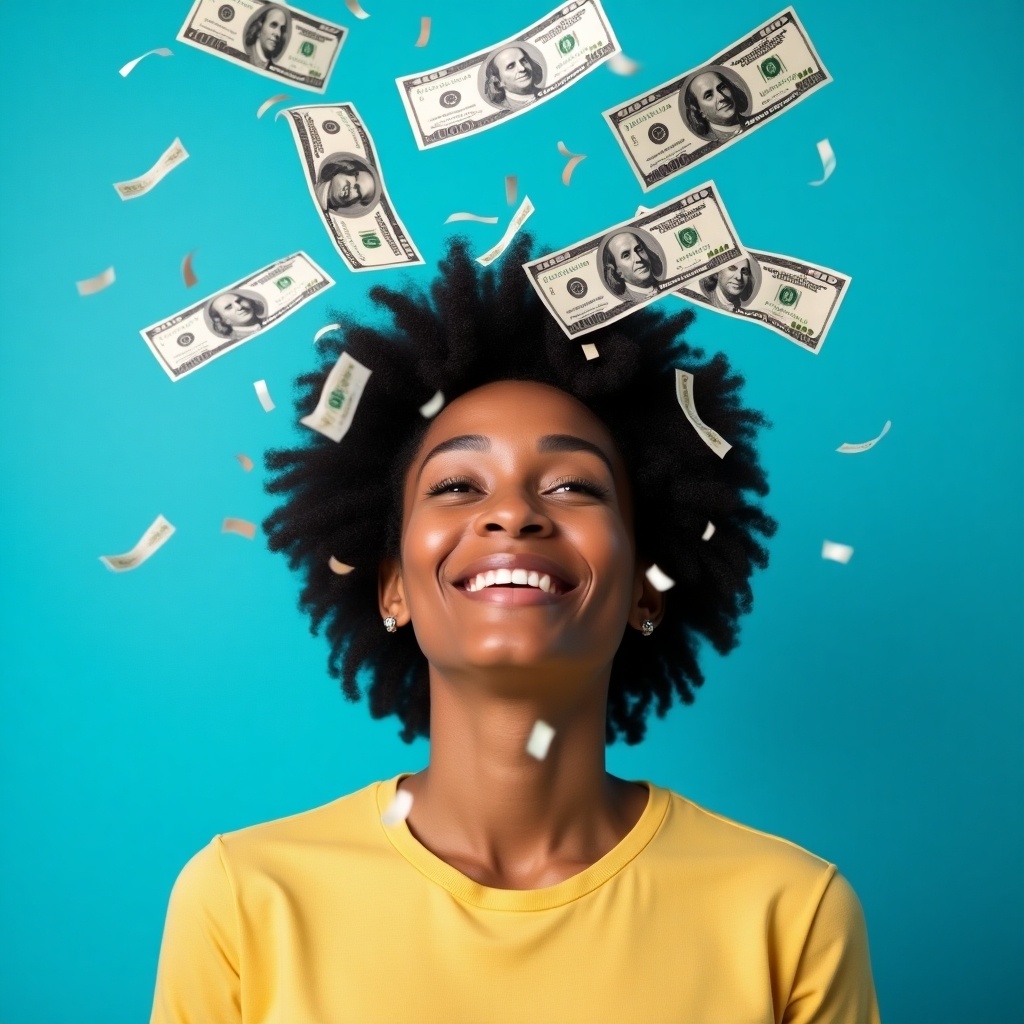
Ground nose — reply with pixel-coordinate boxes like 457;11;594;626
473;488;553;538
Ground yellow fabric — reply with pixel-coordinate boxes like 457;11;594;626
150;774;881;1023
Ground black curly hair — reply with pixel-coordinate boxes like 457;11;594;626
263;234;776;745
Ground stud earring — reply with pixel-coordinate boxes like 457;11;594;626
641;619;655;636
383;616;397;633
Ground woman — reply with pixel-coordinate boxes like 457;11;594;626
150;238;880;1022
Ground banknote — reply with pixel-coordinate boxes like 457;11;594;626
113;138;188;200
176;0;346;93
283;103;424;271
396;0;620;149
100;515;175;572
301;351;373;442
603;8;830;190
522;181;744;338
140;252;334;381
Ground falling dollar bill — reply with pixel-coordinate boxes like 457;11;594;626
100;515;175;572
301;351;372;442
113;138;189;200
522;181;744;338
176;0;346;93
395;0;620;149
603;8;830;190
283;103;424;271
139;252;334;381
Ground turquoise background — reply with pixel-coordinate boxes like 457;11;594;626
1;0;1021;1019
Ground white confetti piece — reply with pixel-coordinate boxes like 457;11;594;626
345;0;371;18
113;138;188;200
701;521;715;541
645;564;675;592
235;453;254;472
181;250;198;288
328;556;355;575
608;53;640;75
254;379;275;412
505;174;518;205
118;47;173;78
476;196;533;267
415;16;431;46
99;514;175;572
526;720;555;761
382;788;414;826
809;138;836;186
444;212;499;224
419;390;445;418
301;352;373;442
581;343;599;361
557;140;587;186
256;93;291;119
837;419;891;454
76;266;115;297
222;518;257;540
675;369;732;458
313;323;342;344
821;540;854;564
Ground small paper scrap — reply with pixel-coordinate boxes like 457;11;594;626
444;212;499;224
701;521;715;541
328;556;355;575
119;47;173;78
837;420;891;454
821;540;854;564
419;390;445;418
415;16;430;46
476;196;533;267
608;53;640;75
645;564;675;592
301;352;373;442
76;266;115;297
581;343;599;361
526;720;556;761
313;323;341;344
557;141;587;186
675;369;732;458
222;518;257;540
254;379;275;412
505;175;518;205
235;453;254;472
345;0;371;18
113;138;188;200
382;788;413;826
181;250;198;288
809;138;836;186
257;93;291;119
100;514;174;572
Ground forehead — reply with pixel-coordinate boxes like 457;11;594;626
610;232;641;251
496;46;526;64
692;72;724;92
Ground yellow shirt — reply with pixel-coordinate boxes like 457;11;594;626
150;773;881;1023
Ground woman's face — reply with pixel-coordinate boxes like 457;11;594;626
392;380;642;682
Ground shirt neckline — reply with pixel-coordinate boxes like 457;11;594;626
375;772;670;911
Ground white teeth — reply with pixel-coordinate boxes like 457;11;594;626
538;574;552;593
494;568;513;584
511;568;528;585
527;571;540;588
462;569;563;594
485;570;497;587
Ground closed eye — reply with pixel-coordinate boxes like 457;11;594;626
424;475;609;498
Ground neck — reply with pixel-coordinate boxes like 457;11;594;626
400;664;641;888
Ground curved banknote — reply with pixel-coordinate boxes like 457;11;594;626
604;7;830;190
396;0;620;149
140;252;334;381
523;182;744;338
177;0;346;93
283;103;424;271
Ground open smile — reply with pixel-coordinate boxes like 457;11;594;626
453;560;576;606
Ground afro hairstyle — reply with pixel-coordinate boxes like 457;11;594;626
263;234;776;745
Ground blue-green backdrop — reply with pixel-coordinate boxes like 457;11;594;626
1;1;1021;1020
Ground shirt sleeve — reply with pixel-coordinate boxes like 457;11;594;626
783;869;882;1024
149;836;242;1024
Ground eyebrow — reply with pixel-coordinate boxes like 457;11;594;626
417;432;615;480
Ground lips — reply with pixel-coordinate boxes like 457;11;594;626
452;553;576;595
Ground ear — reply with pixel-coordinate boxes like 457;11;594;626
628;562;666;634
378;557;411;627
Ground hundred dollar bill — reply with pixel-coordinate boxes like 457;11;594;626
100;515;175;572
603;7;831;190
113;138;188;200
522;181;744;339
283;103;424;271
396;0;620;149
301;351;372;442
176;0;346;93
140;252;334;381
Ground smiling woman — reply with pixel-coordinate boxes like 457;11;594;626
148;236;880;1023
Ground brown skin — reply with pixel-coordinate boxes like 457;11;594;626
378;380;664;890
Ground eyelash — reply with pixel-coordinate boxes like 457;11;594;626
425;475;609;499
